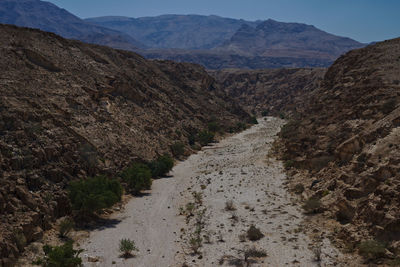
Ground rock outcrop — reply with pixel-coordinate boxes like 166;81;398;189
0;24;250;264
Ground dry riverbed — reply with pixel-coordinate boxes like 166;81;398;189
80;117;344;266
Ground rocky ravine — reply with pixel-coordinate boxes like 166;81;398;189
78;118;354;267
0;24;250;265
210;68;325;115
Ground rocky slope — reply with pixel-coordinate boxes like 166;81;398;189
278;39;400;260
0;0;143;50
0;24;250;265
210;68;326;114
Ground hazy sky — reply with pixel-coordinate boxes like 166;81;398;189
47;0;399;43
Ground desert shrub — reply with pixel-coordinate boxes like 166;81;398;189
188;133;196;146
148;154;174;177
225;200;236;211
13;229;27;251
293;183;305;194
189;236;202;254
284;160;295;170
59;218;74;238
33;241;82;266
69;175;122;216
380;99;397;114
119;238;138;258
243;247;267;262
358;240;386;261
207;121;220;132
197;130;215;146
250;116;258;124
121;163;152;194
236;122;247;132
247;225;264;241
303;198;322;214
261;110;269;117
170;142;185;157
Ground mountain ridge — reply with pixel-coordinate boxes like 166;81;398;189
0;0;144;50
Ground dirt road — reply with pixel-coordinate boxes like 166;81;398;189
81;117;341;266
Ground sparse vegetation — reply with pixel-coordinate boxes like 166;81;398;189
261;110;269;116
243;247;267;262
197;130;215;146
68;175;122;216
246;225;264;241
358;240;386;262
148;154;174;177
208;121;220;132
171;141;185;157
121;163;152;195
293;183;305;194
119;238;138;258
283;160;295;170
59;218;74;238
250;116;258;124
189;235;202;254
33;241;82;266
225;200;236;211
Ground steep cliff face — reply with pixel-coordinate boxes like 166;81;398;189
0;24;250;263
210;68;325;114
279;39;400;249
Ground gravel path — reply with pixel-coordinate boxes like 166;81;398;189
81;117;341;266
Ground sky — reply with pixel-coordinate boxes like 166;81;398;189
46;0;400;43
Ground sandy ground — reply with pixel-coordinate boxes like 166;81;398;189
81;117;342;267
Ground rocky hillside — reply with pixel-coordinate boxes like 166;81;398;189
0;24;250;264
0;0;143;50
210;68;325;114
279;39;400;257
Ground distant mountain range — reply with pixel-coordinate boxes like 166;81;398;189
0;0;144;50
0;0;366;69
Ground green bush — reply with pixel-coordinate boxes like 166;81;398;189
121;163;152;194
119;238;138;258
250;117;258;124
59;218;74;238
148;155;174;178
207;122;220;133
33;241;82;266
170;142;185;157
261;110;269;117
188;134;196;146
69;175;122;216
236;122;247;132
246;225;264;241
197;130;215;146
358;240;386;261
